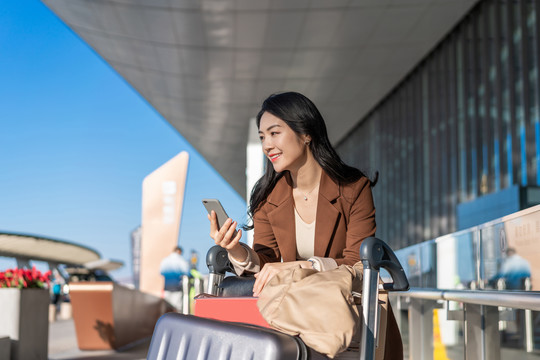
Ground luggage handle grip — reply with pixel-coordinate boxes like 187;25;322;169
206;245;233;275
360;237;409;291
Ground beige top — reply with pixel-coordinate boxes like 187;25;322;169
229;208;338;274
294;207;315;260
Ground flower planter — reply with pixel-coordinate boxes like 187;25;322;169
0;288;49;360
69;282;172;350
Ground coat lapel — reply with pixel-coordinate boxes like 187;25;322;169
265;171;341;261
266;174;297;262
314;172;340;257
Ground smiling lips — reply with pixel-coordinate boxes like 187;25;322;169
269;153;281;162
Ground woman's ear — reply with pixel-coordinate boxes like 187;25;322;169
303;134;312;145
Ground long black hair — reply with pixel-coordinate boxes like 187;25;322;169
245;92;377;229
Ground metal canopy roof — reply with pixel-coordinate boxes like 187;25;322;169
84;258;124;271
42;0;479;197
0;232;101;266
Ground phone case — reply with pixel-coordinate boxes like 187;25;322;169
202;199;238;237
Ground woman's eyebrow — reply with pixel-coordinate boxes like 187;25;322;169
258;124;282;133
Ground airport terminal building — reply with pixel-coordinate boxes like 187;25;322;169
42;0;540;251
337;0;540;247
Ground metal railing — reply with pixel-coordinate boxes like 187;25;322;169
178;274;207;315
393;286;540;360
404;287;540;310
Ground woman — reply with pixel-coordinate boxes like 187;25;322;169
208;91;377;296
209;92;402;359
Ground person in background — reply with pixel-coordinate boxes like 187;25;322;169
160;246;189;312
189;250;199;271
500;247;532;290
51;279;63;312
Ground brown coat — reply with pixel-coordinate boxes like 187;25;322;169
253;170;376;267
253;170;403;360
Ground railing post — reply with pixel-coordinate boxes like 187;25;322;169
464;304;500;360
389;294;405;332
193;277;204;296
524;277;534;353
182;274;190;315
408;298;434;360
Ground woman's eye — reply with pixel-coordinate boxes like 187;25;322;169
271;132;279;136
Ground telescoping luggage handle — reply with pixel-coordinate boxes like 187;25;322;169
359;237;409;360
206;245;233;295
360;237;409;291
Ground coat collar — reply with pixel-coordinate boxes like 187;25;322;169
267;171;340;206
265;171;341;260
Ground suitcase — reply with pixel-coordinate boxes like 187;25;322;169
147;313;328;360
147;237;408;360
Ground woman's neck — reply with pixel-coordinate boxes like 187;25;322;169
290;158;322;192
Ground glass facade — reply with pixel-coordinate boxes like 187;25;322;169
337;0;540;249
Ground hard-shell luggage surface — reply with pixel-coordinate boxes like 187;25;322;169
146;312;328;360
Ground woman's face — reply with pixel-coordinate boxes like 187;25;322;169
258;112;310;173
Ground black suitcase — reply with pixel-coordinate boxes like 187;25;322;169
146;237;408;360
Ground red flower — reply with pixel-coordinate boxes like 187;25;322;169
0;267;51;289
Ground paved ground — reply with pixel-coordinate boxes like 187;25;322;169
49;317;539;360
48;319;150;360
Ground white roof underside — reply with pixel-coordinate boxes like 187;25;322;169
0;232;101;265
42;0;479;197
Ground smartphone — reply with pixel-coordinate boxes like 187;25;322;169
202;199;238;237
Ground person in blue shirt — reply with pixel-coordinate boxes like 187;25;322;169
160;246;190;312
500;247;531;290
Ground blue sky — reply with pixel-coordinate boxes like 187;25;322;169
0;0;247;280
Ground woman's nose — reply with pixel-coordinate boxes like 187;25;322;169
262;138;273;152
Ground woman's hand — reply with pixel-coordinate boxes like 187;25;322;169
207;211;246;261
253;260;312;297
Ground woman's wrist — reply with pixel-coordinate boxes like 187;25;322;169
228;245;248;263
